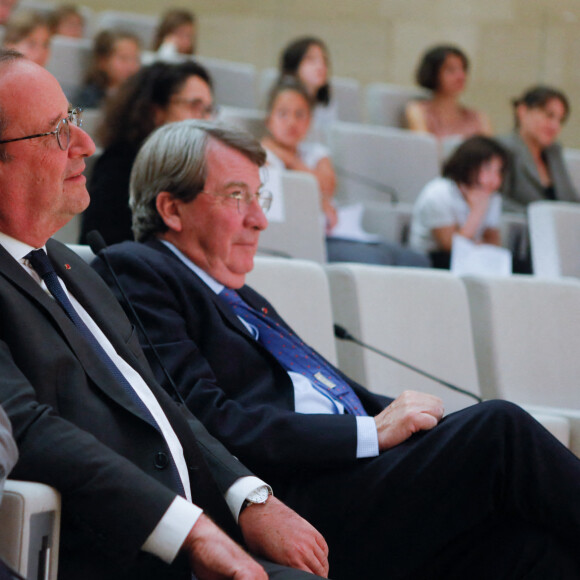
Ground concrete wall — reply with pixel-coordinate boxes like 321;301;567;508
36;0;580;145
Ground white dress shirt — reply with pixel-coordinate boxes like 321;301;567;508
162;241;379;459
0;233;266;564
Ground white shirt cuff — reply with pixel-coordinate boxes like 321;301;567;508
356;415;379;458
225;476;271;522
142;496;202;564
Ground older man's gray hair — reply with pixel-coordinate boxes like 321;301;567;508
130;119;267;242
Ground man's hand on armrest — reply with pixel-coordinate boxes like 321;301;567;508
239;495;330;578
181;514;267;580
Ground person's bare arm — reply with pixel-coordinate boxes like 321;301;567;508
482;227;501;246
405;101;429;132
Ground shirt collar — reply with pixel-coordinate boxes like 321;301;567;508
0;231;45;263
160;240;225;295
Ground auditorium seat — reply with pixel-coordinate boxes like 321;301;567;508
46;36;92;101
528;201;580;279
325;263;570;445
258;170;327;263
329;122;439;206
365;82;429;128
463;274;580;452
247;257;337;364
563;147;580;194
197;56;258;109
0;480;60;580
218;106;267;141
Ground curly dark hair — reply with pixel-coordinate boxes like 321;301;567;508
98;59;213;150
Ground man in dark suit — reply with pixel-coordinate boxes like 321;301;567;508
94;118;580;579
0;50;329;580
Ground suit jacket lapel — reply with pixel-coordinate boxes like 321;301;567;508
0;240;161;428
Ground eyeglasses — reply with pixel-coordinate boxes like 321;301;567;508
171;97;216;119
0;108;83;151
200;187;273;214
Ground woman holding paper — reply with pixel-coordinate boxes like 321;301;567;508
409;136;509;269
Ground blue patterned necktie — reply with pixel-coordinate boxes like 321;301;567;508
26;249;186;497
220;288;367;416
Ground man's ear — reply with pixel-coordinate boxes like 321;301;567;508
156;191;182;232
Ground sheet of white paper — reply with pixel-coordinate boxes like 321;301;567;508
260;167;285;223
328;203;382;242
451;234;512;276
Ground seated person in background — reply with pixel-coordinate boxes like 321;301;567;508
95;118;580;580
80;59;214;245
153;8;196;58
0;0;17;26
409;136;507;269
0;49;328;580
498;85;578;211
48;4;84;39
405;45;492;139
2;11;51;67
74;29;141;110
262;77;427;266
278;36;336;139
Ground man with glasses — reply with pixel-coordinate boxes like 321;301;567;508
96;120;580;579
0;50;329;580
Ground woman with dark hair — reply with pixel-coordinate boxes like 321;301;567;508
153;8;196;57
75;29;141;109
410;136;508;268
48;4;84;38
278;36;336;136
80;60;214;245
405;45;491;139
498;85;578;210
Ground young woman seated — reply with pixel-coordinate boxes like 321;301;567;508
409;136;509;269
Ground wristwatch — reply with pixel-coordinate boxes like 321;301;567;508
241;485;272;512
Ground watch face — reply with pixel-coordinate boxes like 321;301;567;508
248;486;270;504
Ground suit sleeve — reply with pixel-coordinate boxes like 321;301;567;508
94;247;374;470
0;339;179;566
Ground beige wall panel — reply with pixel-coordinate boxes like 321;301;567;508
438;0;515;22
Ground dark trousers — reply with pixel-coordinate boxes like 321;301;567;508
279;401;580;580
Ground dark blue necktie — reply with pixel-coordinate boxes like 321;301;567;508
220;288;367;416
26;249;186;497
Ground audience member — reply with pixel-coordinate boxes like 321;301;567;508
75;29;141;109
96;118;580;580
2;11;51;67
48;4;84;38
409;136;508;268
405;45;492;139
278;37;336;138
153;8;196;58
0;48;328;580
0;0;17;26
262;77;427;266
80;60;215;245
498;85;578;211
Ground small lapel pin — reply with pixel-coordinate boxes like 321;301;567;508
261;306;268;314
64;264;71;270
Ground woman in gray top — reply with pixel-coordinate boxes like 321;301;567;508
499;86;578;211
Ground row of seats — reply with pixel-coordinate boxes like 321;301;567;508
2;249;578;578
41;30;427;122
